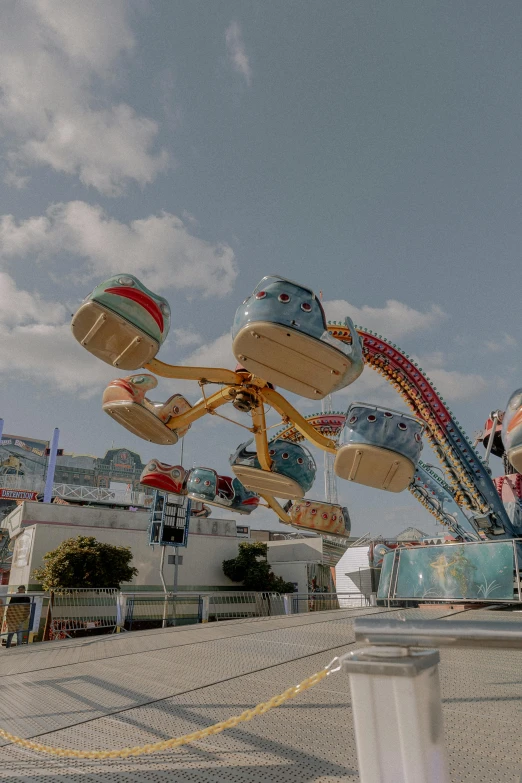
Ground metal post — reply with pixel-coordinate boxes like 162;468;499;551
484;411;499;465
159;546;168;628
513;540;522;603
173;548;179;593
200;595;210;623
116;593;128;632
42;592;54;642
43;428;60;503
172;547;179;626
343;646;449;783
283;594;293;615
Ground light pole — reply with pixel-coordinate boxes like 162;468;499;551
43;428;60;503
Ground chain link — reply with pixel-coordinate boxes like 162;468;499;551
0;663;335;759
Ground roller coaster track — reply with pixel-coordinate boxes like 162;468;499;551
276;322;512;539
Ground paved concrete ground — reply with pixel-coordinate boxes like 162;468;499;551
0;605;521;781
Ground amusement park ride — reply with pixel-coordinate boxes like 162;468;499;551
71;274;522;601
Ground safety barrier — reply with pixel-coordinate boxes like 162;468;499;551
207;591;285;621
1;589;365;643
291;591;369;613
0;475;152;507
48;588;118;638
0;594;43;647
122;592;202;629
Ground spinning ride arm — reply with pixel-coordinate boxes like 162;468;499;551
145;358;244;386
260;387;337;453
160;386;237;430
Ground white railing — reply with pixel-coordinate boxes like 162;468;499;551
0;474;152;507
291;592;369;612
0;475;45;492
208;591;285;621
51;483;150;507
49;588;119;638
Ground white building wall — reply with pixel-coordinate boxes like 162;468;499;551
334;546;371;606
5;502;242;591
8;524;241;591
267;538;323;563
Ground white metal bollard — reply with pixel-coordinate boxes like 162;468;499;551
200;595;210;623
116;593;128;632
342;646;449;783
283;594;293;615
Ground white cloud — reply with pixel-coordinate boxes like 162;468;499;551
485;333;517;352
324;299;446;340
181;210;199;228
183;331;235;369
0;201;238;296
0;322;121;396
420;367;488;401
225;22;252;86
0;271;66;326
31;0;135;72
327;345;487;408
409;351;488;402
171;328;203;349
329;366;408;412
0;272;117;394
0;0;168;194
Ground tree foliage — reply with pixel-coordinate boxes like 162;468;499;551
223;541;294;593
33;536;138;591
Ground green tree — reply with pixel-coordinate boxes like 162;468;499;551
33;536;138;590
223;542;294;593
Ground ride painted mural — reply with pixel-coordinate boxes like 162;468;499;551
378;541;517;602
72;273;522;573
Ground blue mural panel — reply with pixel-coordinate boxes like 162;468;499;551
377;550;396;600
394;542;515;601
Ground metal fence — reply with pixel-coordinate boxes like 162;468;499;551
207;591;285;621
0;588;369;646
123;592;202;629
291;592;369;613
48;588;118;639
0;474;152;507
0;593;47;647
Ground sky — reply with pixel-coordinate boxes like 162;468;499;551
1;0;521;537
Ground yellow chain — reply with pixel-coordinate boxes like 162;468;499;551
0;667;330;759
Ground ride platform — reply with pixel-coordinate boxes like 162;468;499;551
0;606;521;781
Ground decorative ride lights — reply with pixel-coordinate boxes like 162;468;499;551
72;273;520;543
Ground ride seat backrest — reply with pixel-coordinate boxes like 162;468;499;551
217;475;235;500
